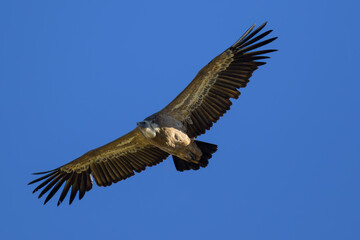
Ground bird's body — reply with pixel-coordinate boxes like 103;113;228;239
29;22;277;205
138;114;202;162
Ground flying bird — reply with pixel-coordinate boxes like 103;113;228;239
29;22;277;205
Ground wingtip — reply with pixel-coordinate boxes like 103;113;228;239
268;37;278;43
44;197;51;205
262;49;278;54
32;169;55;175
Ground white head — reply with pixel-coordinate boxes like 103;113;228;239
137;120;157;139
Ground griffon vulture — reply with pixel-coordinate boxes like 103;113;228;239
29;22;277;205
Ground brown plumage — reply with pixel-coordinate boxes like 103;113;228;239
29;22;277;205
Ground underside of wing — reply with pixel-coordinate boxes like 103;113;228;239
160;22;277;138
28;129;169;205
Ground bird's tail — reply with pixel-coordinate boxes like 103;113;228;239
172;140;218;172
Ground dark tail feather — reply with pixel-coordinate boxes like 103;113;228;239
173;140;218;172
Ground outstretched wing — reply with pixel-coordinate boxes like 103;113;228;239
160;22;277;138
28;129;169;205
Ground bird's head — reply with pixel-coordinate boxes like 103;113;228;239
137;120;157;139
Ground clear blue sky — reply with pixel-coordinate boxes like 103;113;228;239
1;1;359;239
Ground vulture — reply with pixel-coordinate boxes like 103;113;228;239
29;22;277;205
